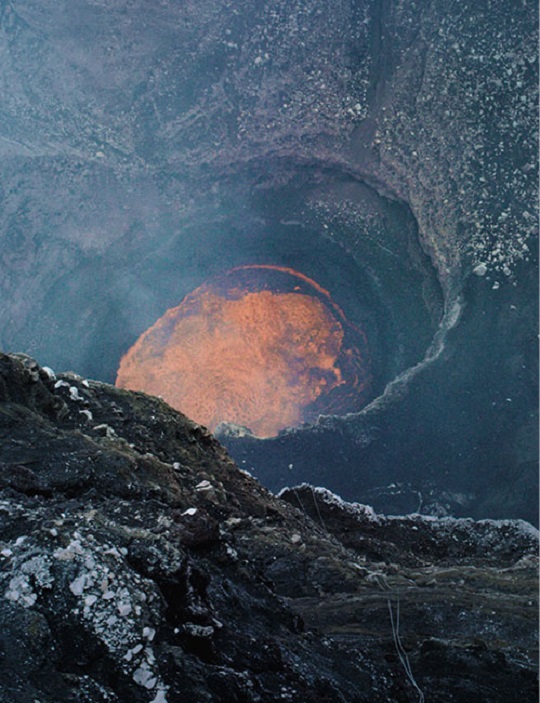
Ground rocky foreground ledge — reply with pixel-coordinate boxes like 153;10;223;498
0;353;537;703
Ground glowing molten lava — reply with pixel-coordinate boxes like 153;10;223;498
116;265;371;437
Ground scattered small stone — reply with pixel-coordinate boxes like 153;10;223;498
118;602;132;616
69;575;87;596
473;262;488;276
143;627;156;641
182;508;198;517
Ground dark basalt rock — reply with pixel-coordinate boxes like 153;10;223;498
0;353;537;702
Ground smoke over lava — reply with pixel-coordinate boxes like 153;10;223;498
116;265;371;437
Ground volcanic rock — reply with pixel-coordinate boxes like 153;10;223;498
0;0;537;526
0;353;537;702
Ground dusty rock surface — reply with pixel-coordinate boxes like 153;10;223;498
0;353;537;702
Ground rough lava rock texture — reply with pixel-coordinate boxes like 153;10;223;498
0;353;537;702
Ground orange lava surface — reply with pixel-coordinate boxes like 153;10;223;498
116;266;370;437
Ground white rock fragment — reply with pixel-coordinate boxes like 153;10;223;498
69;539;85;555
118;602;132;616
55;538;85;561
21;557;53;590
69;386;82;402
133;665;157;689
182;508;198;517
69;575;87;596
226;546;238;559
1;548;13;558
5;574;37;607
23;593;37;606
79;409;93;421
124;643;143;662
42;366;56;381
143;627;156;642
104;546;122;559
150;689;169;703
473;262;488;276
195;480;212;491
85;594;98;607
226;517;242;527
54;380;70;389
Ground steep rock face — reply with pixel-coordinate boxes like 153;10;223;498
0;354;537;702
0;0;537;523
280;485;538;669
